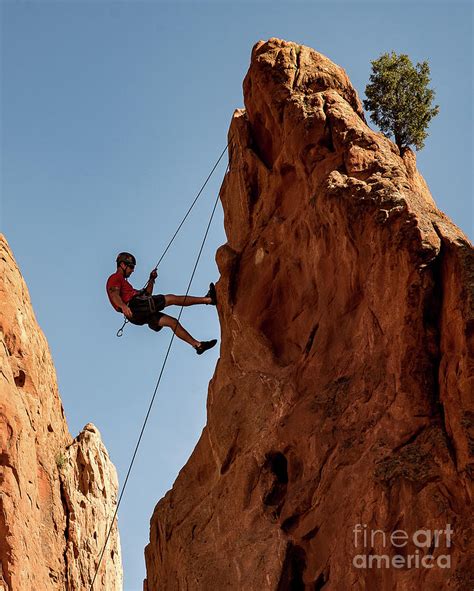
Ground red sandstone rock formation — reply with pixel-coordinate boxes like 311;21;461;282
144;39;473;590
0;235;122;590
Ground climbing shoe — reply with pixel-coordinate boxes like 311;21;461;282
195;339;217;355
206;282;217;305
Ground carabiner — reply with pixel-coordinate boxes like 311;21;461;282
117;319;128;338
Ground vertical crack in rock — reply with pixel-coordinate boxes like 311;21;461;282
58;471;72;591
424;224;457;464
228;250;242;306
220;437;239;476
321;99;335;153
291;45;302;90
276;542;306;591
0;508;13;590
313;568;329;591
262;452;288;517
304;323;319;356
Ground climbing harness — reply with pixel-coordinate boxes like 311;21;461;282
90;147;230;590
116;141;229;338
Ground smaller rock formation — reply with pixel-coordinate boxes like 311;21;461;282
60;423;122;591
0;234;122;590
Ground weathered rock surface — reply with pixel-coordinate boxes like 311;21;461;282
144;39;473;590
61;423;122;590
0;235;122;590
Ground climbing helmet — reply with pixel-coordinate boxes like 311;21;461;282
116;252;136;267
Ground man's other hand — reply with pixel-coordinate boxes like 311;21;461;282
122;305;133;319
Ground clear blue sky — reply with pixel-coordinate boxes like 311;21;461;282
1;1;472;589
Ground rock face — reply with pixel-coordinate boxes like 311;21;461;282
0;235;122;590
60;424;122;590
144;39;473;590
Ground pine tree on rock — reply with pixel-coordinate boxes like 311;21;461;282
364;51;440;151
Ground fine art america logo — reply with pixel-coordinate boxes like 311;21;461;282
352;524;453;569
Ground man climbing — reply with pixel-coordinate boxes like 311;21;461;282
106;252;217;355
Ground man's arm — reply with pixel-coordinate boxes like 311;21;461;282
144;269;158;295
108;286;133;319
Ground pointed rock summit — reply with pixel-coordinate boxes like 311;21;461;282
0;235;122;589
144;39;473;590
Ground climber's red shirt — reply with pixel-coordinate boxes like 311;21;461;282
106;271;139;312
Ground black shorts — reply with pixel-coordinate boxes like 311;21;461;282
128;294;166;332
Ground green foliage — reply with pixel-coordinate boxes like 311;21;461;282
55;452;67;470
364;51;439;151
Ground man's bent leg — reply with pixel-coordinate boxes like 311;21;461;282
158;314;200;348
164;294;211;307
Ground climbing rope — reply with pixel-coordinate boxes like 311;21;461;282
90;157;229;590
116;142;229;337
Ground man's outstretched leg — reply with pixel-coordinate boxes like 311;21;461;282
164;283;217;308
164;295;210;307
158;314;217;355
